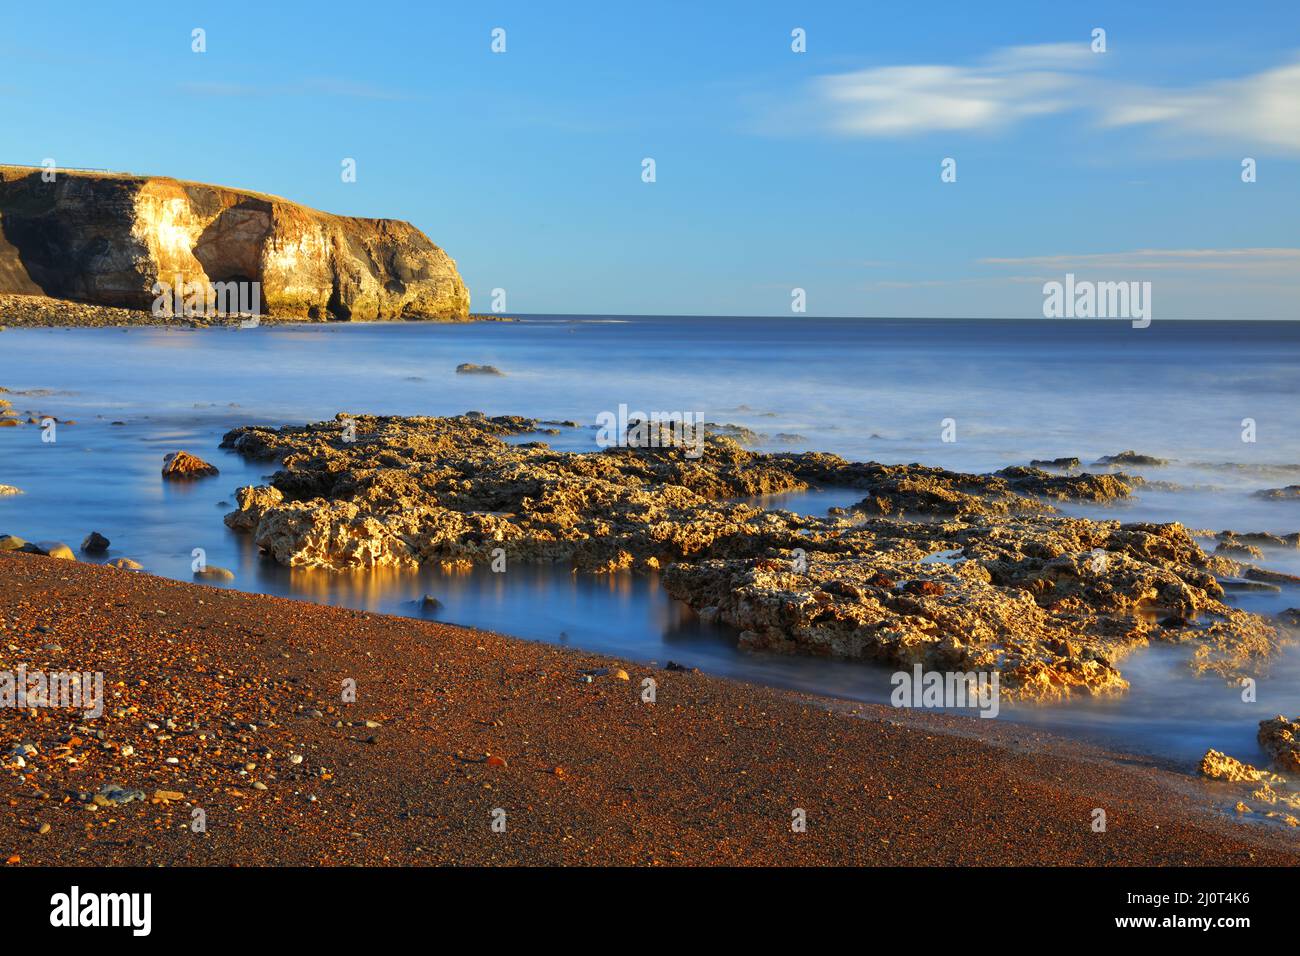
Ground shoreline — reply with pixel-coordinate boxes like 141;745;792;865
1;551;1296;865
0;293;515;328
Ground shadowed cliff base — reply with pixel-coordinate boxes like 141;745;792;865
0;166;469;321
0;293;512;328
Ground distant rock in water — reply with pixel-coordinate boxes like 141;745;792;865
1216;530;1300;550
1029;457;1080;470
456;363;505;376
703;422;760;445
1254;485;1300;500
81;531;110;553
162;451;219;480
0;166;469;321
1092;450;1168;467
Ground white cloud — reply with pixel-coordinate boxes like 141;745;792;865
818;43;1095;136
809;44;1300;153
1100;62;1300;152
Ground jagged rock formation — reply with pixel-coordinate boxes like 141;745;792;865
216;413;1287;701
0;166;468;320
1259;715;1300;772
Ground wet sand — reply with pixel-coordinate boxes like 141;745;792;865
0;551;1296;866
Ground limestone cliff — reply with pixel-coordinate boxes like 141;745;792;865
0;166;469;320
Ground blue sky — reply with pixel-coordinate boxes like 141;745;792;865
2;0;1297;318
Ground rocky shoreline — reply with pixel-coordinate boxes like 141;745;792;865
3;404;1300;860
0;294;515;328
1;552;1296;866
214;412;1297;703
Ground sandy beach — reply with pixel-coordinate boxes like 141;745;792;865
1;551;1296;866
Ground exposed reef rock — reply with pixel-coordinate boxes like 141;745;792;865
1216;530;1300;550
841;464;1137;519
1255;485;1300;501
1200;728;1300;828
1199;749;1277;783
162;451;218;480
0;166;469;321
217;413;1288;701
1092;450;1169;467
1258;715;1300;772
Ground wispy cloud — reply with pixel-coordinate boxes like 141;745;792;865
1101;62;1300;152
818;43;1096;136
861;276;1045;290
864;249;1300;300
180;78;416;101
798;43;1300;153
981;248;1300;275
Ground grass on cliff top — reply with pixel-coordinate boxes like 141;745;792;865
0;165;418;226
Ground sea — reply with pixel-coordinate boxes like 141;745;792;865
2;316;1299;769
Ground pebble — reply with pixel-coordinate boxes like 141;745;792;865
90;784;146;807
194;565;236;582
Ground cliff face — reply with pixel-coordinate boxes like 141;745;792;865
0;167;469;320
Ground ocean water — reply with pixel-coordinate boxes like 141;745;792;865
2;316;1299;769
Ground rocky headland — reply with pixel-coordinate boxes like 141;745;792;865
0;166;469;322
215;413;1296;702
